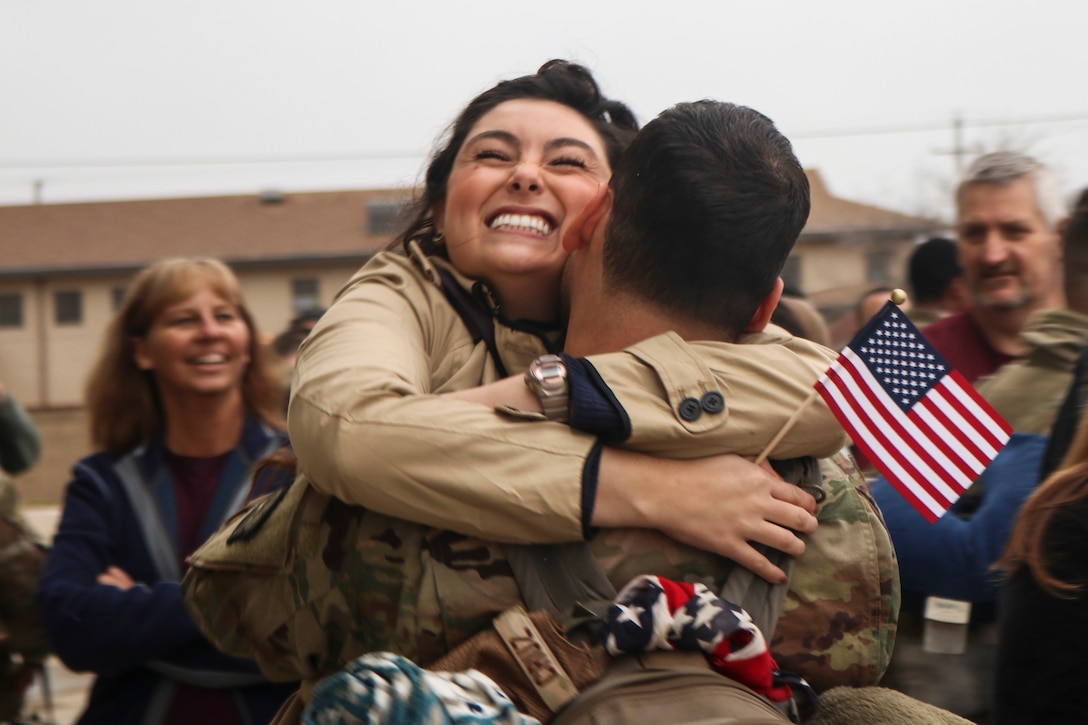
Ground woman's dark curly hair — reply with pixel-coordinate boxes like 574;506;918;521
392;60;639;257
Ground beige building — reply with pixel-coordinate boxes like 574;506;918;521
789;170;946;331
0;188;410;409
0;174;943;411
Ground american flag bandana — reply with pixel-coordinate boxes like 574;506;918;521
604;575;794;702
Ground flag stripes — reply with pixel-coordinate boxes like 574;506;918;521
814;303;1012;522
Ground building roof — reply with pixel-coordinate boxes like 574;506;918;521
0;173;942;279
802;169;942;239
0;188;412;279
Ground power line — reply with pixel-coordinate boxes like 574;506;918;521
3;112;1088;171
791;111;1088;139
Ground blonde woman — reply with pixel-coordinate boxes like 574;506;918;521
36;258;295;725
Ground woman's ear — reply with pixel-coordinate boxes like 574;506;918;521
132;337;154;371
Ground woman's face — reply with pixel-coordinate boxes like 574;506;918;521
435;98;611;289
133;284;251;404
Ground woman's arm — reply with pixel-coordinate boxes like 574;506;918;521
36;470;206;674
447;331;847;459
593;448;817;583
290;254;820;554
35;467;267;676
289;254;597;541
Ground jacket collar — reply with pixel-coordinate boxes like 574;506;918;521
131;412;283;481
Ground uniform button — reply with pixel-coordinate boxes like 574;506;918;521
701;391;725;414
678;397;702;421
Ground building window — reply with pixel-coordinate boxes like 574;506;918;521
291;278;320;314
367;199;405;235
866;248;897;286
0;294;23;328
54;290;83;325
112;286;127;311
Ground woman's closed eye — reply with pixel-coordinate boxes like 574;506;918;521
550;155;589;170
472;148;512;163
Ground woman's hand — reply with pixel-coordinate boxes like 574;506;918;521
97;566;137;590
593;449;819;583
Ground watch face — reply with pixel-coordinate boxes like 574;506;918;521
531;355;566;387
527;355;569;422
536;361;564;382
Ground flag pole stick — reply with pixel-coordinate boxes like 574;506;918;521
754;389;821;466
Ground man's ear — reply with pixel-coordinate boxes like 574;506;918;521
1056;215;1070;263
562;184;612;253
1057;215;1071;241
745;277;785;333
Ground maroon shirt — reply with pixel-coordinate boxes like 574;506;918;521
921;310;1016;384
165;450;245;725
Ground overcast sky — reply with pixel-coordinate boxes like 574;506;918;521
3;0;1086;221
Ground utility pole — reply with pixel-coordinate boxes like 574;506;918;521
935;114;979;176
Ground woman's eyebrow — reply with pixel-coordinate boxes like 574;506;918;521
464;129;518;147
545;137;597;155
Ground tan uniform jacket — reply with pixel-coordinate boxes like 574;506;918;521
978;308;1088;434
187;248;896;703
289;246;847;542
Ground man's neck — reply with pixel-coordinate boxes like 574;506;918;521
565;292;729;356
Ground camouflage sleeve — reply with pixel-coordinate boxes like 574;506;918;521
0;478;48;663
0;395;41;476
770;451;900;691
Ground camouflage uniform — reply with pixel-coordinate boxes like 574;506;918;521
187;449;897;692
0;392;46;723
185;247;898;704
0;477;48;723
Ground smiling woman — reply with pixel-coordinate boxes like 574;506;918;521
132;286;253;415
34;257;296;725
434;98;613;320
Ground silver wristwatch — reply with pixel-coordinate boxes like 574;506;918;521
524;354;569;422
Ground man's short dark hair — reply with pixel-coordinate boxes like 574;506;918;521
908;237;961;304
602;100;810;338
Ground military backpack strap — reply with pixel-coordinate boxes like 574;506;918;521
723;455;822;639
435;265;508;379
718;549;793;644
502;542;617;623
1041;345;1088;479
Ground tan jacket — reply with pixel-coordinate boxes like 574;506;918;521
978;308;1088;434
289;246;848;542
188;248;895;718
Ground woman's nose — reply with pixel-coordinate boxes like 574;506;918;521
510;163;542;193
197;316;224;337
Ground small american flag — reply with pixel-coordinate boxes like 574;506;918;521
815;302;1012;522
